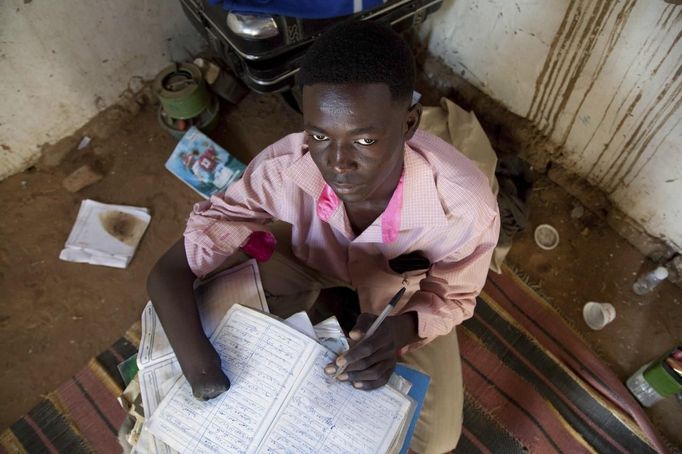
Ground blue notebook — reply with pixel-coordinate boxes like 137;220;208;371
394;364;431;454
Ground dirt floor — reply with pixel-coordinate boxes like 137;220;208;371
1;92;680;450
505;177;682;451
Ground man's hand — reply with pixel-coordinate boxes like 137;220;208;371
324;311;420;390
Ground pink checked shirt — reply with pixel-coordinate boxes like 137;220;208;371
185;130;500;347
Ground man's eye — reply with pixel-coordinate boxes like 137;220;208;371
311;134;329;141
356;138;376;146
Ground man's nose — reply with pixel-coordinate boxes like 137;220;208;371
330;143;356;173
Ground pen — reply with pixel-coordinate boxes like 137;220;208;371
334;286;406;379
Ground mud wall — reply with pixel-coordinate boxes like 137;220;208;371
422;0;682;251
0;0;201;179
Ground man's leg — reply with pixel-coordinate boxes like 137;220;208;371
258;251;347;318
206;223;347;318
399;329;463;454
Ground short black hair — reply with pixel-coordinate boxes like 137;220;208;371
298;21;416;104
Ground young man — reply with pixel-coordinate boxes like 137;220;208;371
148;22;499;453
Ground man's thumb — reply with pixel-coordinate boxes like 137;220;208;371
349;313;376;341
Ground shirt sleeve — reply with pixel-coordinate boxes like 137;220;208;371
184;146;291;278
399;212;500;350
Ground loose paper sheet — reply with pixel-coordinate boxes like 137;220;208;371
59;199;151;268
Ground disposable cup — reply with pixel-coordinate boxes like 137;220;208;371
534;224;560;250
583;302;616;330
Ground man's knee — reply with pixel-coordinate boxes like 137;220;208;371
400;330;463;454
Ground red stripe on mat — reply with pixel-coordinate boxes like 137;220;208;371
23;416;58;454
108;347;124;364
460;331;583;454
471;310;629;454
485;274;629;402
56;378;122;454
461;427;492;454
74;366;126;429
485;271;666;453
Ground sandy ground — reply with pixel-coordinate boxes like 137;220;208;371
506;177;682;451
0;93;680;450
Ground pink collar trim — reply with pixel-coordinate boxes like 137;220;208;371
316;173;404;244
316;184;340;222
381;173;404;243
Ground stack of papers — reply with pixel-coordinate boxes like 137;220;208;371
59;199;150;269
146;305;414;454
131;260;428;454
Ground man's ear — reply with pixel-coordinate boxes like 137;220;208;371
404;103;422;140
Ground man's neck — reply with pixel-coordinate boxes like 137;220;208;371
345;162;403;235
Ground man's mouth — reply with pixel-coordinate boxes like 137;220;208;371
331;181;361;194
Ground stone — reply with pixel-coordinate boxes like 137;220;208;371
666;255;682;286
571;204;585;219
128;75;145;93
62;164;103;192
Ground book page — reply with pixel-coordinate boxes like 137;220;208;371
283;311;317;339
138;358;182;454
193;259;269;337
312;316;349;355
146;306;318;453
256;348;411;454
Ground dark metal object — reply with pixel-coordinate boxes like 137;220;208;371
179;0;443;95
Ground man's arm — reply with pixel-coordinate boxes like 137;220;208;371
403;215;499;343
147;238;230;400
326;214;500;389
148;143;295;400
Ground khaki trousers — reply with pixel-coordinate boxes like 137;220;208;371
213;226;463;454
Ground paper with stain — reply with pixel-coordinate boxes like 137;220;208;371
59;199;150;268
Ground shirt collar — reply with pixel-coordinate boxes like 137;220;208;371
283;139;448;242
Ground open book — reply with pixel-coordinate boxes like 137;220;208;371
146;304;415;453
136;260;269;454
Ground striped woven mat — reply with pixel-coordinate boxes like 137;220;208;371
0;268;667;453
457;269;666;454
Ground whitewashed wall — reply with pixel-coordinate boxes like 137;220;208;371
422;0;682;251
0;0;201;179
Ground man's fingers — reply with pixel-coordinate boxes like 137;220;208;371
338;340;379;368
341;348;394;373
345;360;393;383
353;371;393;391
349;313;378;342
339;340;375;366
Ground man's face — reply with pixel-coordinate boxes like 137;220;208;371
302;83;418;204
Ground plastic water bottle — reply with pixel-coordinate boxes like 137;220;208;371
632;266;669;295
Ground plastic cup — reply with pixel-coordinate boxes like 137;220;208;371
534;224;560;250
583;302;616;330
